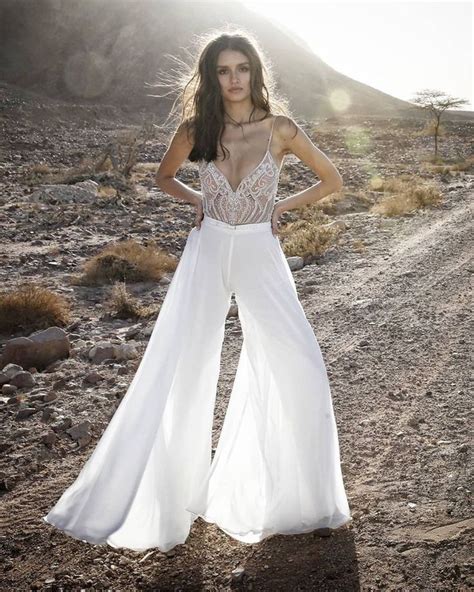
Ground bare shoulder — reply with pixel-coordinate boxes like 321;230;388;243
272;115;300;156
156;117;196;180
173;118;195;148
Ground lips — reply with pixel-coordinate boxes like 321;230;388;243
229;88;242;92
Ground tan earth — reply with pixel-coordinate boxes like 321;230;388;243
0;82;472;591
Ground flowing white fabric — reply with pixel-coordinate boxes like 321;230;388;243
42;215;352;552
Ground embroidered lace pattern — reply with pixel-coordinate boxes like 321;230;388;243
198;116;281;225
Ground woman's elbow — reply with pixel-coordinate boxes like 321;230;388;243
155;172;174;188
326;173;343;192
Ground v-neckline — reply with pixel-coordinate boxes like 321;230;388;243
209;149;278;195
206;115;279;194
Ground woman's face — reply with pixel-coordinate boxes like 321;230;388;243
215;49;251;102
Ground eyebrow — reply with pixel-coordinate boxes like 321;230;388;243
216;62;250;69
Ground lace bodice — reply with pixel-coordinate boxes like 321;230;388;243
198;116;281;225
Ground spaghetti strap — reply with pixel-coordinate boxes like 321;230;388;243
267;115;278;150
198;113;281;224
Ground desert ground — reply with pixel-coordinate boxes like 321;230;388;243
0;81;473;591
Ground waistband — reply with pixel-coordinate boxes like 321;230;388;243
201;214;271;234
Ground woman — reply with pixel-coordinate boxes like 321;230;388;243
42;30;351;553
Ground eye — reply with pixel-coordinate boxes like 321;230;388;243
217;66;249;75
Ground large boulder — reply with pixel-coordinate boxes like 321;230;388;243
0;326;70;371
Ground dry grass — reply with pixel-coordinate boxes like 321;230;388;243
105;281;159;319
97;185;117;199
313;191;346;215
369;174;443;216
313;188;373;215
78;239;178;286
131;162;159;182
29;163;53;175
423;154;474;174
0;282;71;334
280;205;342;259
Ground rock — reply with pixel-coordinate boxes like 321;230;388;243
2;384;18;395
231;566;246;582
0;327;70;371
10;371;36;388
51;417;73;432
88;340;139;363
116;324;141;339
41;408;56;422
115;343;138;361
313;527;332;537
41;431;57;447
29;181;98;204
83;371;102;385
88;341;117;364
75;180;99;194
66;420;91;442
141;324;154;337
15;407;38;420
1;363;24;379
227;304;238;318
287;256;304;271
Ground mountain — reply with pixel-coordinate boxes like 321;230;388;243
0;0;469;120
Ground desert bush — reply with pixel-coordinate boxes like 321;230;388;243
0;282;71;334
369;174;442;216
79;239;178;285
423;154;474;174
105;281;158;319
280;205;341;260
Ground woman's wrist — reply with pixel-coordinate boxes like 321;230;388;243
274;201;287;215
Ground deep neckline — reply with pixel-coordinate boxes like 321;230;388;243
204;115;280;194
207;149;279;195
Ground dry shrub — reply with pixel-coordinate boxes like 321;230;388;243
0;282;71;334
29;163;52;175
98;185;117;198
280;205;341;259
105;282;158;319
423;154;474;174
314;192;345;215
369;174;442;216
131;162;159;185
449;155;474;171
80;239;178;285
314;189;372;215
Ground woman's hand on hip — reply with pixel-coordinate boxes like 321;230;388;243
271;204;284;236
194;197;204;229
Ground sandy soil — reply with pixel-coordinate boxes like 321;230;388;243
0;82;473;591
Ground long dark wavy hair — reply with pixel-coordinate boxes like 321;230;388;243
152;26;296;164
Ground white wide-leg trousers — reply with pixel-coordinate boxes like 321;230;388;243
42;214;351;552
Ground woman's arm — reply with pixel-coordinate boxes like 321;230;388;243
155;121;202;207
274;116;343;215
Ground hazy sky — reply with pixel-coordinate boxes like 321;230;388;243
243;0;473;110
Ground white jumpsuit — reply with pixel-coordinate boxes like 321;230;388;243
42;115;352;552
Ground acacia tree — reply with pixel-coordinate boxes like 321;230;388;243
410;89;469;159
